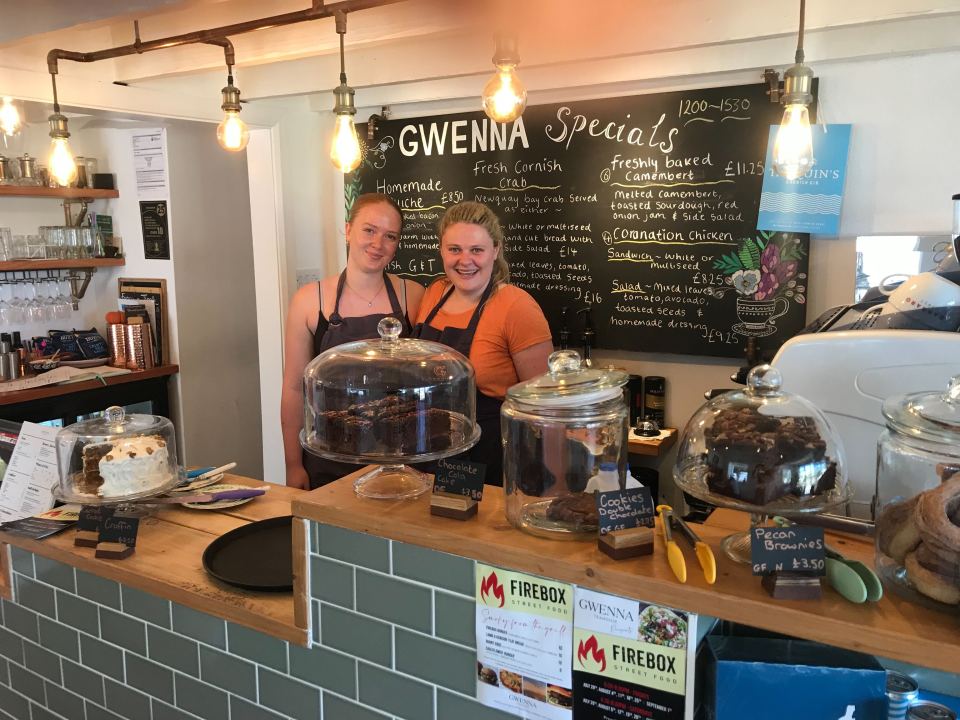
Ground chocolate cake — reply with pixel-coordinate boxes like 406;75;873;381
703;407;835;505
319;395;453;455
78;442;112;494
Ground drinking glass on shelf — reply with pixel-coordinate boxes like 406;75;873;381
26;234;46;259
77;227;94;258
63;228;80;259
0;284;17;325
0;227;11;261
10;235;28;259
52;279;72;318
42;226;65;259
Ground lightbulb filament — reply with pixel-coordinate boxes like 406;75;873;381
0;97;22;136
482;65;527;123
331;114;361;173
49;137;78;186
773;103;814;180
217;111;249;151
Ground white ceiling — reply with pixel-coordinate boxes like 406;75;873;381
0;0;191;44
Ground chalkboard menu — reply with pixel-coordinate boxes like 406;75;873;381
351;82;813;358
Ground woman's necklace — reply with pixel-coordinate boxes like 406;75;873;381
346;280;386;308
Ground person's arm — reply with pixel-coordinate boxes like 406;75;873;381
280;285;318;489
404;279;426;326
512;340;553;381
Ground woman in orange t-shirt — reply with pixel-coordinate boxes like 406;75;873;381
413;202;553;485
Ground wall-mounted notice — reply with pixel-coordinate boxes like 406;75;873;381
139;201;170;260
574;587;699;719
352;83;815;358
0;422;59;523
476;564;574;718
758;123;852;235
132;129;168;199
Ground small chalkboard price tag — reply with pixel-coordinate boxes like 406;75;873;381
595;486;655;536
433;458;485;501
98;512;141;547
750;526;826;576
76;505;115;547
78;505;115;532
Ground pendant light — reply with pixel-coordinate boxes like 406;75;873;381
47;75;78;187
0;96;23;137
773;0;815;180
481;34;527;123
217;67;250;152
330;10;361;173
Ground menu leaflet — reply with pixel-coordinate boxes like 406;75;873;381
476;563;574;718
0;422;59;523
573;587;698;719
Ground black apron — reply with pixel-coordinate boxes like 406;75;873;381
412;282;504;486
303;271;411;489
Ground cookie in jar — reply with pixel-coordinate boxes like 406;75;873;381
876;376;960;608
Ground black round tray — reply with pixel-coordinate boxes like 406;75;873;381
202;516;293;592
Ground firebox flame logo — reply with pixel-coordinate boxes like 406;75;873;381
577;636;606;672
479;572;505;607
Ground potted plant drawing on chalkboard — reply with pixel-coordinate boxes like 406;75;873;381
714;231;807;338
344;135;395;217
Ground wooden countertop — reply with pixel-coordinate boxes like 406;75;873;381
295;473;960;674
0;475;309;645
0;364;178;406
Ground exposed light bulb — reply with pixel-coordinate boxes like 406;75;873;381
49;137;78;186
330;113;361;173
217;110;249;151
0;97;23;136
482;66;527;123
773;103;814;180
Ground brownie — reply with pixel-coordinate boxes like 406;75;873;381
319;397;452;456
703;407;834;505
545;492;598;526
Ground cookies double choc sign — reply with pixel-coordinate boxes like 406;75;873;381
595;487;655;535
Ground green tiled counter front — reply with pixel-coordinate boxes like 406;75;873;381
0;522;517;720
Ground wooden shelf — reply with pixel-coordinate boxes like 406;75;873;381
628;427;677;457
296;476;960;675
0;258;124;272
0;364;178;406
0;186;119;200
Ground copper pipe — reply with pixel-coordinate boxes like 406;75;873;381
46;0;406;75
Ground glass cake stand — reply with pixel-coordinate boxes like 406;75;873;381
302;418;481;500
673;365;850;563
673;462;850;563
301;317;481;500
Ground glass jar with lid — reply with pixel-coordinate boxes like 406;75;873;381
502;349;629;538
56;405;181;503
301;317;479;499
875;374;960;609
674;365;848;562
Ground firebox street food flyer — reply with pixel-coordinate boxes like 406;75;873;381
0;422;59;523
476;564;574;719
573;587;699;719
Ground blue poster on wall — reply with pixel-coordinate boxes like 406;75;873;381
757;123;852;235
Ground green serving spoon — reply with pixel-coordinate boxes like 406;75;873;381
772;516;883;603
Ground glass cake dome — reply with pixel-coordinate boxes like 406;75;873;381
56;406;182;504
674;365;849;562
301;317;479;499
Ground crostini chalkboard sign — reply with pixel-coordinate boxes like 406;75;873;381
351;82;816;358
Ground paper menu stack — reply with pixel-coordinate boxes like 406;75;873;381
0;423;60;523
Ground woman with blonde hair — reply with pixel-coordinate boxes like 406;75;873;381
281;193;424;488
413;201;552;484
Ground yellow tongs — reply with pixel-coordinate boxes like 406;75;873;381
656;504;717;585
